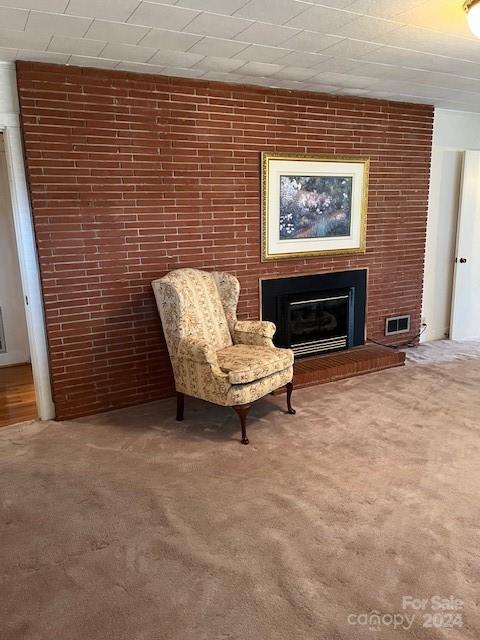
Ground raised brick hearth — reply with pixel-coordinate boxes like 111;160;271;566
16;61;433;419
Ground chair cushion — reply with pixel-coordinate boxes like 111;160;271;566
216;343;294;385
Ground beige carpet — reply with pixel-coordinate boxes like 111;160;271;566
2;340;480;640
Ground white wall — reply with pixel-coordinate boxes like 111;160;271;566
0;135;30;365
422;109;480;342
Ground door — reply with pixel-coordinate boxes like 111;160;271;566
450;150;480;340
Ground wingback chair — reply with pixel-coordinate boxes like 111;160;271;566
152;269;295;444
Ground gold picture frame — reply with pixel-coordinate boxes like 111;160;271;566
261;152;369;262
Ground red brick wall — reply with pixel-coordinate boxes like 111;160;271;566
16;61;434;420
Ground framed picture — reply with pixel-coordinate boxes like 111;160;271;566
261;153;369;261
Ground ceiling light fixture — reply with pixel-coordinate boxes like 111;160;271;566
465;0;480;38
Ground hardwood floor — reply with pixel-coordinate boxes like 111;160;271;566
0;364;37;428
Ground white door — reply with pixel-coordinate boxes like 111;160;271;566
450;150;480;340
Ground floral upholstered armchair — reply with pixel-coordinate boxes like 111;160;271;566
152;269;295;444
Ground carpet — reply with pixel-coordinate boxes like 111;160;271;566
1;340;480;640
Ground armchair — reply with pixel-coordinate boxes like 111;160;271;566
152;269;295;444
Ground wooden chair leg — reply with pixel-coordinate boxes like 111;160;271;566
176;392;184;421
233;403;252;445
286;382;296;415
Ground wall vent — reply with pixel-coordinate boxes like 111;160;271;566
385;315;410;336
0;308;6;353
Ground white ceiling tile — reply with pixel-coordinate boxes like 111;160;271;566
158;65;206;78
285;5;357;32
66;0;141;22
303;82;343;93
148;49;204;67
376;26;480;63
0;0;68;9
271;78;310;90
139;28;201;50
395;0;472;39
68;54;120;69
309;70;377;88
307;70;350;85
360;46;444;71
330;15;403;40
420;72;480;93
183;12;252;38
17;48;71;63
239;61;283;76
276;49;329;68
231;43;290;62
200;70;246;82
321;38;382;58
336;86;371;95
242;75;279;85
193;55;245;71
312;56;358;73
444;89;480;104
175;0;249;14
0;6;27;30
100;42;158;63
271;65;317;81
49;35;106;56
233;0;307;25
0;0;476;112
128;3;200;29
347;0;431;19
340;75;380;88
435;100;480;113
280;30;342;53
299;0;356;7
0;27;51;49
344;59;402;78
233;22;299;46
436;58;480;79
0;46;18;61
25;11;92;37
115;61;167;74
365;89;396;98
187;36;248;56
440;41;480;65
85;19;150;45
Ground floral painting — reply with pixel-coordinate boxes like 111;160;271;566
279;175;352;240
262;153;369;261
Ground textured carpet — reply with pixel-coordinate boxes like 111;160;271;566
2;340;480;640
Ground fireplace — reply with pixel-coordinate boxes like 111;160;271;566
261;270;367;358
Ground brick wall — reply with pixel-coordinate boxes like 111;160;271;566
16;61;434;420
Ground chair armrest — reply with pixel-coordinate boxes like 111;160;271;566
233;320;276;347
177;338;219;366
234;320;276;338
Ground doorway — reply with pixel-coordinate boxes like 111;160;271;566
0;132;36;426
423;145;480;343
0;122;54;426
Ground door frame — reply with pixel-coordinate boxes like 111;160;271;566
0;117;54;421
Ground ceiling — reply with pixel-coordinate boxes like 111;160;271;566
1;0;480;112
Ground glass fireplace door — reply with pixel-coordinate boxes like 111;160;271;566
288;294;349;356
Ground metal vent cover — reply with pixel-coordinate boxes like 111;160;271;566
385;315;411;336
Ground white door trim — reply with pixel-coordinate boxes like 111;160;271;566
0;71;54;420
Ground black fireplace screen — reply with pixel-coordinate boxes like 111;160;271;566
288;294;349;356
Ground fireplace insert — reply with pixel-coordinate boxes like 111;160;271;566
288;292;350;356
261;270;367;358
